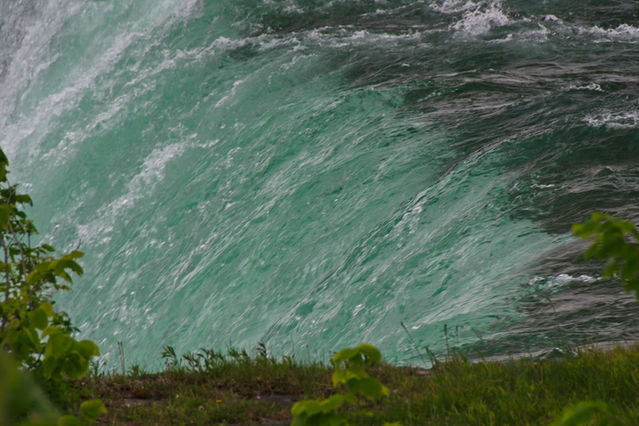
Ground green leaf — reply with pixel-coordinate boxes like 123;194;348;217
75;340;100;359
79;399;107;421
350;377;389;400
574;213;639;299
332;347;359;364
291;412;346;426
45;333;74;359
42;356;61;379
29;308;49;330
57;414;83;426
551;400;615;426
346;364;368;380
0;205;11;230
58;258;84;276
292;399;324;416
331;369;351;387
18;327;41;352
39;301;55;317
15;193;32;205
42;325;62;338
354;343;382;364
52;261;73;282
320;394;347;412
61;351;89;379
0;150;8;182
65;250;84;260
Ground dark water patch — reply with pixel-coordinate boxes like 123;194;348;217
454;235;639;359
470;281;639;360
508;0;639;26
506;128;639;233
232;0;445;35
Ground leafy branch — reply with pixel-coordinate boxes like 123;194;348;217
0;147;105;423
553;213;639;425
572;212;639;296
291;343;399;426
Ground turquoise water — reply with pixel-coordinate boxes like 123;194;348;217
2;0;639;368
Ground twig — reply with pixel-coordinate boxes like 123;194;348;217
0;234;9;330
118;341;126;375
400;321;430;368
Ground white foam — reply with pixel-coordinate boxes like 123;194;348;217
541;14;563;24
215;79;246;108
451;2;511;36
1;0;202;169
77;140;192;245
527;274;598;288
531;183;556;189
0;1;83;154
585;111;639;129
580;23;639;42
556;273;597;283
567;83;603;92
282;5;303;14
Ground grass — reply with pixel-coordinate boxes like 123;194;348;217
74;345;639;425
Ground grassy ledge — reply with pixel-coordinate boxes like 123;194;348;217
75;345;639;425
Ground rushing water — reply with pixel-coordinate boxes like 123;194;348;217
1;0;638;368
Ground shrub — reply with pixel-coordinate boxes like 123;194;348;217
552;213;639;425
0;147;104;421
291;343;399;426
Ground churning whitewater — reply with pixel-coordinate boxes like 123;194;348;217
1;0;638;368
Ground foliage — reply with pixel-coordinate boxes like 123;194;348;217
57;399;107;426
0;352;106;425
0;147;104;422
572;212;639;297
551;213;639;426
0;148;99;391
551;400;630;426
0;351;59;425
291;343;398;426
